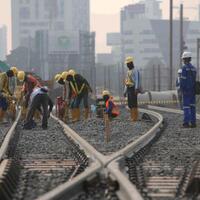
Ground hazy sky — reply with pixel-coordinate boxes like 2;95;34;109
0;0;200;53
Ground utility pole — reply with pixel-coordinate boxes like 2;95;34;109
153;65;156;91
197;38;200;81
122;62;125;84
180;3;183;68
108;66;111;91
118;63;121;97
104;66;106;89
169;0;173;90
158;65;161;91
199;3;200;21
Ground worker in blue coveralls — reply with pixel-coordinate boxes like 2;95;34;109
180;51;196;128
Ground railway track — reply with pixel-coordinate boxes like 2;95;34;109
38;108;162;200
0;111;90;200
2;105;195;200
117;106;200;200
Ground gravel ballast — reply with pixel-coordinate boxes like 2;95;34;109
69;108;157;155
7;118;88;200
126;110;200;200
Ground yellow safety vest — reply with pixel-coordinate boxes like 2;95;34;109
125;70;135;87
70;75;86;95
0;72;11;95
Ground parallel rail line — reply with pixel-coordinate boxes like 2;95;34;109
38;109;163;200
1;106;183;200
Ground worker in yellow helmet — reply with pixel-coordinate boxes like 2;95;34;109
60;70;78;122
61;69;92;122
17;71;41;106
54;73;70;122
0;67;18;122
124;56;140;121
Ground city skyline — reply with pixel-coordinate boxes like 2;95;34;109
0;0;199;53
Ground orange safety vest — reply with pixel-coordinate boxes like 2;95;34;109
105;98;120;117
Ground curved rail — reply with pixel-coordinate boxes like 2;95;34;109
38;109;163;200
109;105;200;200
148;105;200;120
37;162;101;200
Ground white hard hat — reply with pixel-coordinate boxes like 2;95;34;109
102;90;110;96
178;69;182;74
182;51;192;59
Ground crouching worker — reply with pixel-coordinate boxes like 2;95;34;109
24;86;52;130
102;90;119;119
0;67;18;122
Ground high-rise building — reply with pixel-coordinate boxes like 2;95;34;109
11;0;94;83
120;1;200;90
11;0;90;49
0;25;7;61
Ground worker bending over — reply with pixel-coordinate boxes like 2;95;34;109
24;86;52;130
124;56;140;121
54;73;69;121
61;70;92;121
17;71;41;107
0;67;18;122
102;90;119;119
180;52;197;128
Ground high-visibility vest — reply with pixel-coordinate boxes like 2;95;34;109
70;75;86;95
125;70;135;87
105;98;120;117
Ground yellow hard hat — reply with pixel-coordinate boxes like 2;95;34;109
17;71;25;82
10;66;18;76
61;71;69;80
125;56;134;64
102;90;110;96
68;69;76;76
54;74;62;82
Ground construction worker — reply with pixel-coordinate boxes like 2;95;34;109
180;52;197;128
176;69;183;110
124;56;140;121
17;71;41;107
24;86;51;130
0;67;18;122
54;73;69;121
61;70;92;121
102;90;119;119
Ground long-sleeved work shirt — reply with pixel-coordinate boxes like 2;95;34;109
0;72;12;96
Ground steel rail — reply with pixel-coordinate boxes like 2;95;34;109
36;162;101;200
0;110;21;161
38;109;163;200
108;161;143;200
148;105;200;120
109;105;200;200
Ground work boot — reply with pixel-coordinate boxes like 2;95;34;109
130;108;134;121
71;109;76;122
131;108;138;122
84;108;89;120
182;123;190;128
76;108;81;121
132;108;138;122
0;109;5;122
